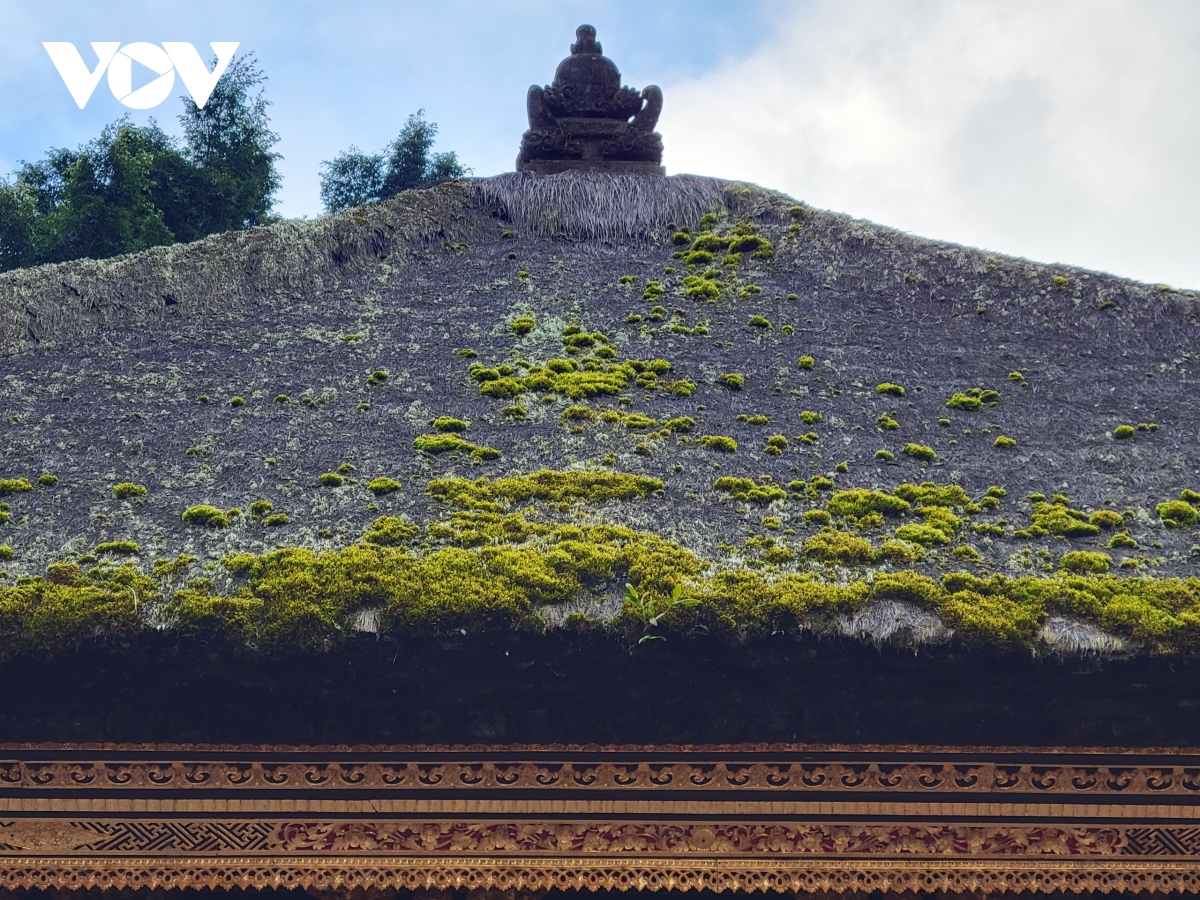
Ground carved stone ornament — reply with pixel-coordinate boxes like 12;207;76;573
517;25;665;175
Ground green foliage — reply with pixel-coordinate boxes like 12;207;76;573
1060;551;1112;574
318;472;345;487
799;410;822;425
902;443;936;462
249;499;273;517
319;109;466;212
37;474;58;487
876;383;906;397
748;315;772;329
875;449;895;461
362;515;419;546
994;436;1017;448
414;433;500;461
876;415;899;431
230;396;245;407
95;540;139;555
700;435;738;453
623;583;700;643
0;479;31;495
112;480;148;501
367;477;402;496
263;513;289;527
804;529;875;565
1;55;280;272
1114;424;1136;439
510;316;535;335
827;490;910;519
429;470;663;511
797;356;815;370
714;477;787;505
764;435;789;454
431;416;468;433
1089;510;1125;529
946;388;1001;411
878;539;924;564
182;505;229;529
1158;500;1199;528
737;414;770;425
367;369;389;385
718;373;745;389
1026;501;1102;538
683;275;720;301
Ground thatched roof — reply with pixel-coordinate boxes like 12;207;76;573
0;172;1197;666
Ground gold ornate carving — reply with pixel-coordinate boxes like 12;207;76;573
2;858;1200;894
2;745;1200;893
6;757;1200;797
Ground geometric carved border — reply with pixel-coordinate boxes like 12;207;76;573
4;744;1200;893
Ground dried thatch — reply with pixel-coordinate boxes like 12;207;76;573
473;172;734;240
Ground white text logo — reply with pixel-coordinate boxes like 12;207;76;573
43;41;240;109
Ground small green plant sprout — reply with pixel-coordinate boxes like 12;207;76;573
229;396;245;407
112;482;147;500
748;314;772;329
876;414;899;431
764;435;789;455
1137;422;1159;432
718;373;745;390
510;316;536;335
624;582;699;644
993;435;1017;448
1051;274;1070;290
902;443;937;462
800;410;822;425
0;545;12;560
1008;371;1024;381
876;383;905;397
737;414;770;425
37;473;58;486
263;513;289;527
458;347;478;358
875;449;895;461
1113;424;1135;439
337;462;356;474
95;540;139;555
618;274;636;284
318;472;345;487
367;477;402;496
700;434;738;453
341;333;360;342
182;505;229;528
249;499;273;517
431;416;468;432
517;270;530;278
274;394;290;404
367;369;389;385
797;356;815;370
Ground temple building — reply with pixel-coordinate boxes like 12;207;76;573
0;23;1198;900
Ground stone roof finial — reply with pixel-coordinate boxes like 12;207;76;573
516;25;665;175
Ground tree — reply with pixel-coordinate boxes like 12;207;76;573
175;54;281;238
319;110;468;213
0;54;280;273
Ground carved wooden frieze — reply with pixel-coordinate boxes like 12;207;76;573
1;744;1199;893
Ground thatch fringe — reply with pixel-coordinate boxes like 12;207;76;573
0;181;477;354
472;172;732;240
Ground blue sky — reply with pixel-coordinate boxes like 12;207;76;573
2;1;1198;289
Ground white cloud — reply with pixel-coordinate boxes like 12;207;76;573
659;0;1200;288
